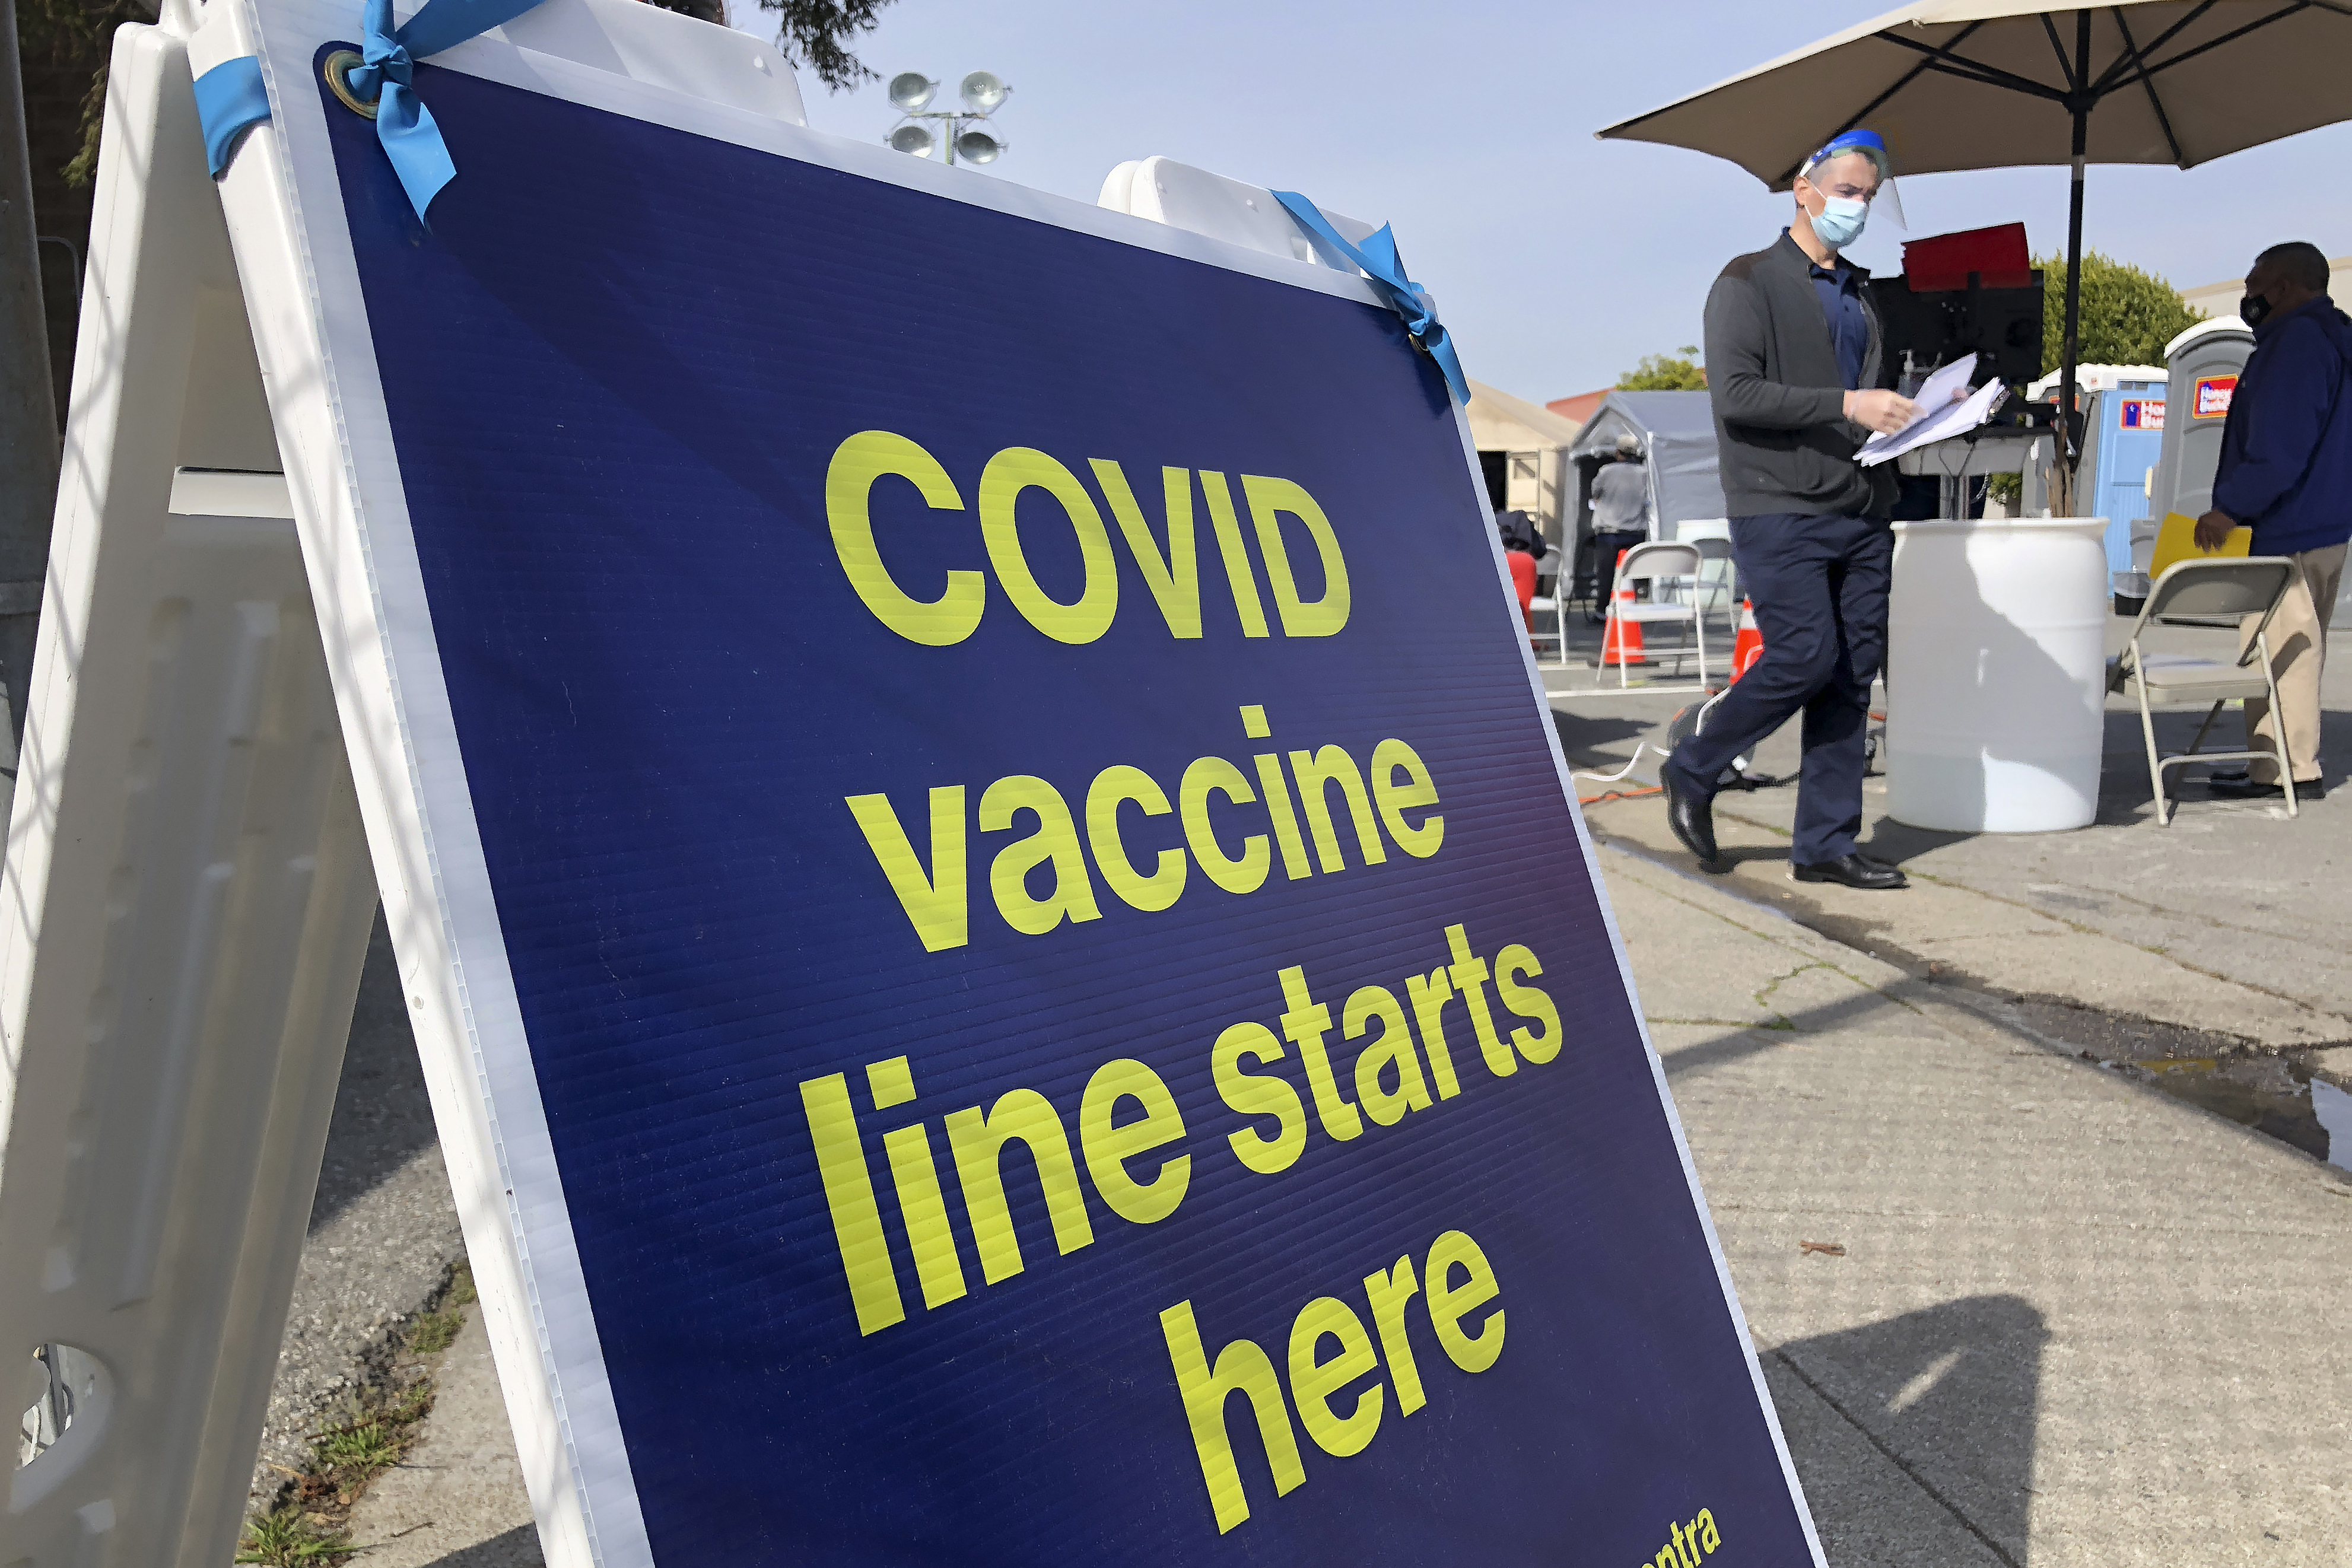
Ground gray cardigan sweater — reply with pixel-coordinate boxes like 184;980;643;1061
1702;231;1897;520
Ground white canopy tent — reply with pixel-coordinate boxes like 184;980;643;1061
1566;391;1728;546
1466;379;1584;548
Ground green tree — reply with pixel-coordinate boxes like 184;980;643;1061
707;0;892;89
2036;250;2204;375
21;0;899;192
15;0;148;188
1618;345;1707;391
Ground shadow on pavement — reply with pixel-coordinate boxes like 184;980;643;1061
416;1525;543;1567
308;914;440;1233
2092;704;2347;823
1773;1295;2047;1568
1858;817;1978;866
1657;979;1914;1079
1547;705;1654;764
1706;839;1797;869
1660;988;1908;1079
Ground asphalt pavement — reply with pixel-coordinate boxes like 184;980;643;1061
246;920;468;1507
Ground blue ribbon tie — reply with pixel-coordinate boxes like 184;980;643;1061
1271;190;1470;405
194;56;271;177
339;0;546;220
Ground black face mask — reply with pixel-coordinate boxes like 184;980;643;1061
2242;291;2274;327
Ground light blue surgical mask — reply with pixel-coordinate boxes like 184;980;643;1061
1810;196;1868;250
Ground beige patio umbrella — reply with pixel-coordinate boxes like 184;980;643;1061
1598;0;2352;467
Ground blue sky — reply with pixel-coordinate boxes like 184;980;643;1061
733;0;2352;403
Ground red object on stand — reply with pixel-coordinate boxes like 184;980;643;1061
1902;222;2033;291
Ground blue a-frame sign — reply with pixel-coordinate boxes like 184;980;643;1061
187;0;1830;1560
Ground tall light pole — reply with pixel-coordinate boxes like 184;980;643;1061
883;71;1012;167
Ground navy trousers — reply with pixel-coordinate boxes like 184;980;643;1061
1668;511;1893;864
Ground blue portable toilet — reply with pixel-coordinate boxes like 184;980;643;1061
2078;380;2167;570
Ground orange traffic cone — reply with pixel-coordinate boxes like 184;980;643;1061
1729;597;1764;682
1598;550;1646;667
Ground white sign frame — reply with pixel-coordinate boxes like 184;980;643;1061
0;0;1818;1560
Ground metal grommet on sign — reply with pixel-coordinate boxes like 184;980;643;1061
323;49;377;119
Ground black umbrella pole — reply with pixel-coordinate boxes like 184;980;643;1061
2057;107;2088;511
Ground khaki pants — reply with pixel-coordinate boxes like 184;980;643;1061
2241;542;2348;784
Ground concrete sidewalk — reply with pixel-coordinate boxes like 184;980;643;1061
326;835;2352;1565
1544;624;2352;1049
338;1304;539;1567
1606;838;2352;1564
1544;618;2352;1173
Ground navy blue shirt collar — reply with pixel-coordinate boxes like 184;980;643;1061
1786;230;1869;391
1778;228;1866;280
2254;292;2334;343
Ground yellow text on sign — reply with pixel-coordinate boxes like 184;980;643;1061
826;431;1351;645
1162;1228;1506;1534
846;707;1443;954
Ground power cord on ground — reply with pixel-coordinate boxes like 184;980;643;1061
1571;740;1669;805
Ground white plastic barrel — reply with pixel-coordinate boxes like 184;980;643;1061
1884;517;2110;832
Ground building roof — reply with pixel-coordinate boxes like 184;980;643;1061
1466;379;1585;450
1546;387;1613;426
2181;254;2352;322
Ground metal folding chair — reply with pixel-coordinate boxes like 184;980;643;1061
1601;541;1709;690
2106;556;2302;826
1690;533;1738;620
1527;590;1568;665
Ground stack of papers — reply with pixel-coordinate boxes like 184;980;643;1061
1858;352;2007;466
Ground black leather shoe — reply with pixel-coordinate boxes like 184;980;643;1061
1792;853;1909;889
1661;765;1723;869
2210;776;2324;800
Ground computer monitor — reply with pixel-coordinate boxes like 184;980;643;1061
1869;270;2045;389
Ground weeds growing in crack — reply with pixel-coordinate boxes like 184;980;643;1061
233;1261;477;1564
234;1505;352;1564
301;1386;431;1506
405;1303;464;1355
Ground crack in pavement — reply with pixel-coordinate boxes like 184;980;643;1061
1600;816;2351;1044
1899;867;2352;1030
1754;959;1832;1027
1711;1201;2346;1240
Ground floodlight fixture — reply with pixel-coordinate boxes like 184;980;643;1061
883;69;1016;167
887;71;937;113
958;71;1009;114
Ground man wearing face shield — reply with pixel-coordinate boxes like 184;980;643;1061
1663;128;1917;889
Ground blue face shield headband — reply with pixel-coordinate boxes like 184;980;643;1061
1797;128;1904;243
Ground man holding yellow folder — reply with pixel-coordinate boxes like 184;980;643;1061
2194;241;2352;800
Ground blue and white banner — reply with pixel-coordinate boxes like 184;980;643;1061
253;7;1822;1559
